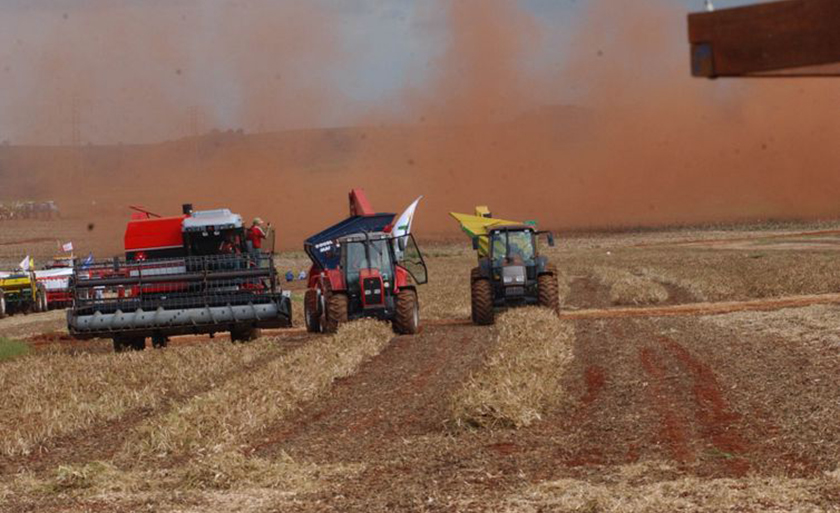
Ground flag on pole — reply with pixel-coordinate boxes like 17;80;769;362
81;253;94;268
19;256;32;271
393;196;423;238
62;242;74;252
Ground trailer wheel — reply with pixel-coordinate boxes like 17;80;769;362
0;291;6;319
323;293;348;334
304;289;322;333
393;288;420;335
538;273;560;315
231;326;260;343
471;278;495;326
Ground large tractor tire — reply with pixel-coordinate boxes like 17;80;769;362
231;325;261;343
0;291;6;319
393;288;420;335
304;289;322;333
471;278;495;326
538;273;560;315
323;293;348;334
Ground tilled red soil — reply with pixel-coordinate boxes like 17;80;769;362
241;312;840;511
4;291;840;510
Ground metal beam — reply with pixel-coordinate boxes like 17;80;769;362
688;0;840;78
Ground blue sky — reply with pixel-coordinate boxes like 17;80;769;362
0;0;770;144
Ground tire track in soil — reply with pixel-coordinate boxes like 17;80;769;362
565;276;612;310
658;336;751;477
251;324;496;463
0;332;315;476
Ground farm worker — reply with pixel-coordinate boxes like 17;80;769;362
285;271;294;282
298;270;307;281
219;232;240;254
247;218;267;252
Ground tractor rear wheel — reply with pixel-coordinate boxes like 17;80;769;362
393;288;420;335
471;278;495;325
304;289;322;333
323;293;348;334
0;291;6;319
231;326;260;343
538;273;560;315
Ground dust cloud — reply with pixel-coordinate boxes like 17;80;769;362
1;0;839;252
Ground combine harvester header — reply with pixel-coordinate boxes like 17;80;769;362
67;203;292;351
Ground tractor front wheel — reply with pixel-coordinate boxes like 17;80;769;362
304;289;322;333
471;278;495;325
323;293;348;334
0;291;6;319
393;288;420;335
538;273;560;315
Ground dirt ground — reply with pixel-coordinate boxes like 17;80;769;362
1;222;840;511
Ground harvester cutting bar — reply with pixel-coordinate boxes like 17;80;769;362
68;252;291;339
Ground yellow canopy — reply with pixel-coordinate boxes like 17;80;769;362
449;211;522;257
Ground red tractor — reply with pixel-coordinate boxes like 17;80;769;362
67;204;292;351
303;190;428;334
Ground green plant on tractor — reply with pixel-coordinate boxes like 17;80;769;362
451;206;559;325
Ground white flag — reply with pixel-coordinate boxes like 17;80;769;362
62;242;74;252
19;256;31;271
393;196;422;238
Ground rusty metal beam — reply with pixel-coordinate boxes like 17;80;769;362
688;0;840;78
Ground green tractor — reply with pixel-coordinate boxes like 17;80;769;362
451;207;559;325
0;269;47;318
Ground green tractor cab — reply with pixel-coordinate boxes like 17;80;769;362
452;209;560;325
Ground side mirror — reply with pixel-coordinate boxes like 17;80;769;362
472;238;480;251
547;233;555;247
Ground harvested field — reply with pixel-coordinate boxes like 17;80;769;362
2;223;840;511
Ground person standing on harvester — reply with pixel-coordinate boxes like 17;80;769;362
247;218;268;252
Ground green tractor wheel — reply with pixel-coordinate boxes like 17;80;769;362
471;277;495;326
538;273;560;315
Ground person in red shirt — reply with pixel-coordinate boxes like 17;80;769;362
247;218;269;252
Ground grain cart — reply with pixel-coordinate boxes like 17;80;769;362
0;269;47;318
67;204;292;351
303;189;428;334
451;207;559;325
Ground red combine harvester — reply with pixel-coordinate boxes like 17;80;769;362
303;190;428;334
67;204;292;351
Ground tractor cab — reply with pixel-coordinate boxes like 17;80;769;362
337;232;427;313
